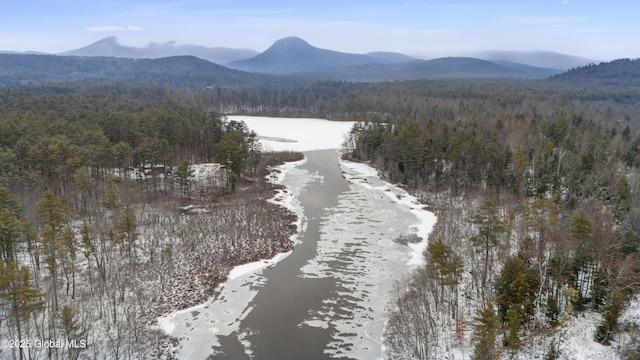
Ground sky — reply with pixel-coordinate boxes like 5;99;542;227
2;0;639;60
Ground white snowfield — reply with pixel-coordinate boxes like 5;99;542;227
227;115;355;152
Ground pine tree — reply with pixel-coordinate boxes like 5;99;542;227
103;176;120;210
174;159;194;196
60;304;86;360
116;207;138;263
60;226;78;298
570;208;595;299
0;207;23;262
470;200;506;298
36;190;68;311
0;186;24;261
215;130;248;192
495;255;539;324
0;261;44;360
473;302;499;360
427;238;463;309
495;256;539;352
73;167;92;212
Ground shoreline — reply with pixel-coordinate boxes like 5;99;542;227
339;157;437;268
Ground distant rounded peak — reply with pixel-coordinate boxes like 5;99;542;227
269;36;312;49
96;36;119;44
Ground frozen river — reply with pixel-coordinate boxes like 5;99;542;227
158;117;436;359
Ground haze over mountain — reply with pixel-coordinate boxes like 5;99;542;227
51;35;594;78
61;36;258;65
473;50;595;70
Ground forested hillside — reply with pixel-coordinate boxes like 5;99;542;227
0;54;310;89
552;58;640;82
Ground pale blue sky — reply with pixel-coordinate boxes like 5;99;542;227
2;0;638;60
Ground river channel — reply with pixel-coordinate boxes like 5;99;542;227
159;148;435;359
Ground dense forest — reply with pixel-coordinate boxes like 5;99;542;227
338;71;640;357
0;56;640;359
0;84;303;359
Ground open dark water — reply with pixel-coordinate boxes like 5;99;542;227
212;149;350;359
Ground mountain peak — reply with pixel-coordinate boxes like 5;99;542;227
265;36;314;54
61;36;125;56
96;36;119;44
272;36;311;47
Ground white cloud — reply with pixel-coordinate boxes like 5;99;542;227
561;0;570;4
85;25;144;32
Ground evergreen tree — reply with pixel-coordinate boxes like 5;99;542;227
470;200;506;298
215;130;248;192
36;190;68;311
116;207;138;263
60;226;78;298
570;208;596;299
427;238;463;308
0;207;23;262
60;304;87;360
174;159;194;196
495;255;539;350
473;301;499;360
103;176;120;210
0;261;43;360
0;186;24;261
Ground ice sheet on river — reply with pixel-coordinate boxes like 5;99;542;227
298;159;436;359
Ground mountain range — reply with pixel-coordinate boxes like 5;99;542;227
60;36;595;70
228;37;567;80
0;36;619;85
55;36;596;80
